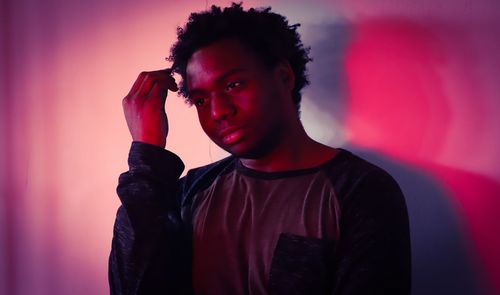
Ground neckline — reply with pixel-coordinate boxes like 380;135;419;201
235;148;350;180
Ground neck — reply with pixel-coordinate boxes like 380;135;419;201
240;124;337;172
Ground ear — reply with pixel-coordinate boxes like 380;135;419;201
274;60;295;93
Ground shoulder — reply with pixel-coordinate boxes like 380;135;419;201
178;155;237;202
322;148;403;203
185;156;236;183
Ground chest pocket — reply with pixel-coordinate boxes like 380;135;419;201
269;233;335;295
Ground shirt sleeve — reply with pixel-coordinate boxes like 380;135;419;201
108;141;192;295
331;169;411;295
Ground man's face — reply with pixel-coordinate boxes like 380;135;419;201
186;39;295;158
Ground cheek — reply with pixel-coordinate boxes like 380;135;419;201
240;88;273;113
252;89;282;120
258;81;282;109
197;110;216;136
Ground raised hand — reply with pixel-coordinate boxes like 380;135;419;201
122;69;178;148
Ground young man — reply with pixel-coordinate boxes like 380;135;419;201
109;3;411;295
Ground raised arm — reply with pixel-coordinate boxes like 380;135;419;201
109;71;191;294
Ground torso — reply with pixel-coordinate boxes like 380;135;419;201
190;155;342;295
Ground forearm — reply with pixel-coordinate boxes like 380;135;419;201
109;142;191;294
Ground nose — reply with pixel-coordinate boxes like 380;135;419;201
210;92;236;121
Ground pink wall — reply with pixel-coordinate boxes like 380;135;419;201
1;0;499;294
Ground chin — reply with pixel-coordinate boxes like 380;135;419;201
213;139;249;158
222;146;253;159
222;142;271;160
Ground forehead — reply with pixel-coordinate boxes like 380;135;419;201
186;39;264;88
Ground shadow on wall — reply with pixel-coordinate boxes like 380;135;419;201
304;19;496;295
349;148;489;295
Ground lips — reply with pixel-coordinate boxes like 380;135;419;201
219;127;245;145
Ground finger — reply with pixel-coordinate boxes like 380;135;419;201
132;68;169;88
166;75;178;92
154;69;177;92
129;72;147;95
133;70;176;98
144;74;177;96
137;72;158;97
148;81;169;104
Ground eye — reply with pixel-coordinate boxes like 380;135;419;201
225;81;243;91
191;97;206;107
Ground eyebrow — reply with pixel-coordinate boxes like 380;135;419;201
187;68;248;97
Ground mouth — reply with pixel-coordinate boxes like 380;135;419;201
219;127;245;145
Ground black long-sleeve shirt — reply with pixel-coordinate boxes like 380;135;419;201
109;142;411;294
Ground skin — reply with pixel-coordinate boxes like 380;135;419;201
123;39;337;172
122;69;177;148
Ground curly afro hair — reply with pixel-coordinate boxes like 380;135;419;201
168;2;312;112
